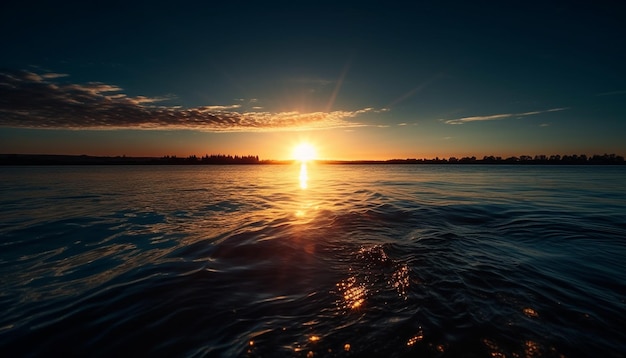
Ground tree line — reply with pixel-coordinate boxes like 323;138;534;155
1;153;624;165
160;154;261;164
0;154;262;165
384;153;624;164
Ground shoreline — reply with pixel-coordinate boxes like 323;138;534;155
1;154;624;165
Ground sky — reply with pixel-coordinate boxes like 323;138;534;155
1;1;625;160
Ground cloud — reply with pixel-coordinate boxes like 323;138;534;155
443;107;568;125
0;70;373;132
596;90;626;96
197;104;242;111
41;73;69;79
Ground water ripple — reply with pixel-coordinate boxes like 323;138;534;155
1;165;625;356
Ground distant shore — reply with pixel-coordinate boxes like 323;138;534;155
1;154;624;165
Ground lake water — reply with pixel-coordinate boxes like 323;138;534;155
1;164;625;357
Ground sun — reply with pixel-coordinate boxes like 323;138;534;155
293;143;317;162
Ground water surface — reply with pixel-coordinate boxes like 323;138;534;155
1;164;625;357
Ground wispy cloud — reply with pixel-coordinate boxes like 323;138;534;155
0;70;373;132
596;90;626;96
442;107;568;125
41;73;69;79
197;104;242;111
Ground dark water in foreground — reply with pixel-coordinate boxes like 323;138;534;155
1;165;625;357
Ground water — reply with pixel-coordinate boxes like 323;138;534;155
1;164;625;357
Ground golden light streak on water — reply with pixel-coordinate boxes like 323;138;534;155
390;263;410;297
299;163;308;189
482;338;506;358
524;340;541;357
523;307;539;318
406;328;424;346
337;276;367;310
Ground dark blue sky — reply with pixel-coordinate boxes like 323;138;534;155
1;1;624;159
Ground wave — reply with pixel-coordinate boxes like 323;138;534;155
1;165;625;356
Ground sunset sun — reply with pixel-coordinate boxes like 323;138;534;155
293;143;317;162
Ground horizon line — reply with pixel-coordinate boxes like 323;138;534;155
1;152;624;163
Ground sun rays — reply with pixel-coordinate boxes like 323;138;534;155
292;143;317;163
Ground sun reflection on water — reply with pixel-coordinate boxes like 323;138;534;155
292;162;324;221
334;246;411;315
336;276;367;310
406;328;424;346
299;163;308;189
